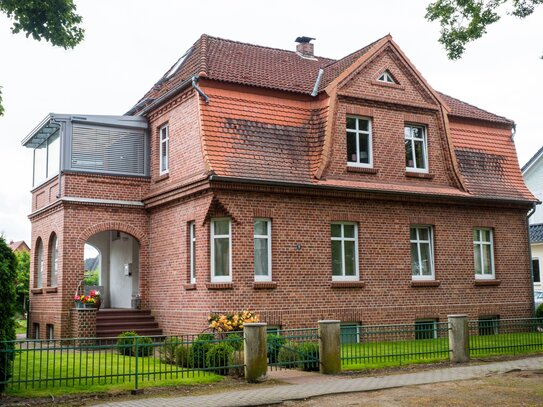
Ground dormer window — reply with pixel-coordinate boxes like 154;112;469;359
159;124;169;175
346;116;373;168
377;70;397;84
404;124;428;172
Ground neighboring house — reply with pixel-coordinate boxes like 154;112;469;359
521;147;543;291
23;34;536;339
9;240;30;253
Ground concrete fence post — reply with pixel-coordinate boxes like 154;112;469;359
243;322;267;382
448;314;470;363
318;320;341;374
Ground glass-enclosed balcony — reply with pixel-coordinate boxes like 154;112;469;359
23;114;149;188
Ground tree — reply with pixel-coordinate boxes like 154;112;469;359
14;250;29;317
0;0;85;115
426;0;543;59
0;236;17;391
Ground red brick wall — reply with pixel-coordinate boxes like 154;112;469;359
147;188;532;334
70;308;97;339
62;173;150;202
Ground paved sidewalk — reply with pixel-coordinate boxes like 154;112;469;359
93;356;543;407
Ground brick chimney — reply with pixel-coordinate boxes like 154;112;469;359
295;36;316;59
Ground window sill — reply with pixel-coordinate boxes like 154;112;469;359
411;280;441;287
331;281;366;288
253;281;277;289
206;282;234;290
31;288;43;294
371;80;405;90
44;287;58;293
405;171;435;179
154;173;170;184
474;279;501;286
346;166;378;174
183;283;197;290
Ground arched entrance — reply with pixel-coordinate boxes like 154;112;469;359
85;231;140;309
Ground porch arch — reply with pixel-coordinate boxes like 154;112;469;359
77;221;147;247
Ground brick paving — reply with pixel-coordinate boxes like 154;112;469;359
92;356;543;407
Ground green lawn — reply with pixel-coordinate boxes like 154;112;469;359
341;331;543;371
15;320;26;336
5;348;223;397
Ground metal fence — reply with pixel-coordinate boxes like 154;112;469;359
268;328;319;371
0;332;244;392
469;317;543;357
340;322;451;369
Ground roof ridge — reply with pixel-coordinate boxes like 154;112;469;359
202;33;335;62
199;34;209;75
437;91;513;124
321;34;387;70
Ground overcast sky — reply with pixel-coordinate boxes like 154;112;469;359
0;0;541;245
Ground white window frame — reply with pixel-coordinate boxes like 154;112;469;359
254;218;272;282
189;222;196;284
331;222;359;281
340;322;361;344
346;116;373;168
410;226;435;280
532;257;541;285
210;218;232;283
404;124;428;173
378;70;395;84
474;228;495;280
50;236;58;287
159;124;169;175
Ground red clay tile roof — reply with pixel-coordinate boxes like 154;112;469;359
9;240;30;252
438;92;513;126
137;34;512;126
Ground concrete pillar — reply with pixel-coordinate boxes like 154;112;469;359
318;320;341;374
448;314;470;363
244;322;267;382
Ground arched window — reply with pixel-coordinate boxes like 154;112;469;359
50;234;58;287
36;240;43;288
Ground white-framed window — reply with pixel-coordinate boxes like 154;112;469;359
478;316;499;336
347;116;372;167
340;323;361;344
331;222;359;281
532;258;541;284
404;124;428;172
211;218;231;282
474;228;495;279
50;235;58;287
415;319;438;340
377;70;396;84
159;124;169;174
254;218;272;281
410;226;434;280
189;222;196;284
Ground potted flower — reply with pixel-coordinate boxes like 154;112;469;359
74;290;102;309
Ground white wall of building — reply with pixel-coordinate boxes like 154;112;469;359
524;159;543;224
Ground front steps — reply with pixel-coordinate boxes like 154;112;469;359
96;309;163;338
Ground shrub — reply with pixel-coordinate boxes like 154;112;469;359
536;302;543;319
191;333;215;368
205;342;234;375
267;333;286;364
116;331;154;357
226;332;243;351
175;343;193;368
0;237;17;392
159;337;180;364
277;341;319;371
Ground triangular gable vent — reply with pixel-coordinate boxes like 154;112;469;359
377;70;397;84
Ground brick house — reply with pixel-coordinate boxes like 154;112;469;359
24;34;536;339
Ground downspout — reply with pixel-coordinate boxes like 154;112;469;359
527;203;537;314
191;76;210;103
311;69;324;97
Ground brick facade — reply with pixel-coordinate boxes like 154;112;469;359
26;34;535;338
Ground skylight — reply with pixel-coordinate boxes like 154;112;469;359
377;70;396;84
165;48;192;79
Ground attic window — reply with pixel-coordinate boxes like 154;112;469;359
165;48;192;79
377;70;396;84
